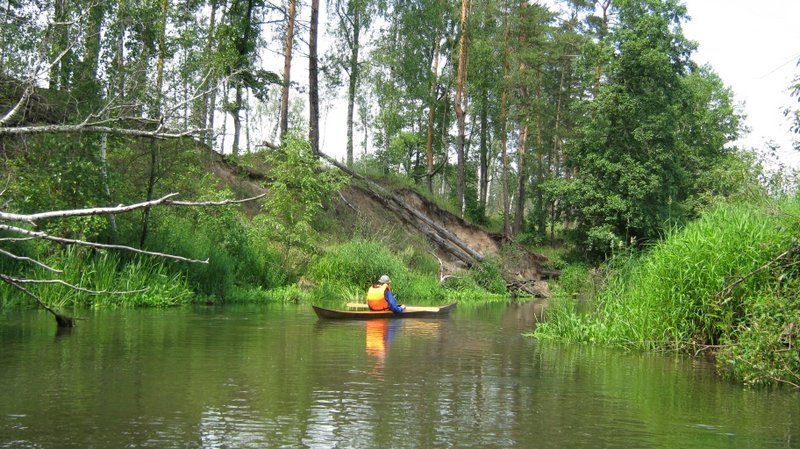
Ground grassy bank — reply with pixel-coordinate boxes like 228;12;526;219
533;198;800;389
269;237;509;305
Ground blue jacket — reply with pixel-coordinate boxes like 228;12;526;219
384;289;404;313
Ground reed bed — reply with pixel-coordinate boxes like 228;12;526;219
534;199;800;387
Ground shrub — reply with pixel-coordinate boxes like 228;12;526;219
468;257;508;295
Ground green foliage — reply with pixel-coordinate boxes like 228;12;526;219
440;258;508;301
146;198;289;300
554;263;594;299
265;285;312;304
717;291;800;388
5;134;109;238
252;136;348;252
560;1;743;259
397;274;443;304
468;256;508;295
308;238;408;289
534;197;800;387
399;246;440;277
0;247;193;309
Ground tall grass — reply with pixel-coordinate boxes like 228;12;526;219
146;210;291;302
308;237;408;290
535;199;798;351
1;247;194;309
307;237;505;305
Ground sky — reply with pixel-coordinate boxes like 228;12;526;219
682;0;800;168
308;1;800;168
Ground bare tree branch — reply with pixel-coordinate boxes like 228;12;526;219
0;237;35;242
169;193;266;206
0;275;89;327
0;248;62;273
0;192;265;223
0;124;205;139
0;195;182;223
2;274;147;295
0;224;210;263
1;275;61;315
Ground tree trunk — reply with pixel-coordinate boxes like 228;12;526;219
112;0;127;105
49;0;70;90
550;55;567;244
201;0;218;148
345;8;361;166
500;8;511;239
141;0;168;247
440;83;450;198
280;0;297;139
454;0;469;217
309;0;320;156
75;2;104;105
513;122;528;235
478;88;488;220
232;86;242;155
231;0;255;155
99;132;117;240
140;145;158;248
425;33;441;192
534;65;545;237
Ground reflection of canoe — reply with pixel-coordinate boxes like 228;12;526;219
312;303;457;320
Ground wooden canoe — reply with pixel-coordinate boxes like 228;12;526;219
312;303;457;320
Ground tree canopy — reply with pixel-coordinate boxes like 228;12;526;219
0;0;782;266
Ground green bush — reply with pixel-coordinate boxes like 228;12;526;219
393;274;443;304
468;257;508;295
717;290;800;388
145;203;292;301
265;285;312;303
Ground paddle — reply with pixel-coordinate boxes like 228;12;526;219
346;302;369;308
345;302;442;312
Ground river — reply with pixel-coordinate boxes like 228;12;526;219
0;302;797;448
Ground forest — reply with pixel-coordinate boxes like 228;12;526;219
1;0;800;388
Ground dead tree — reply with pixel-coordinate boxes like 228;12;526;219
319;151;484;267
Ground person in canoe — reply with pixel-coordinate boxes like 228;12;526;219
366;274;405;313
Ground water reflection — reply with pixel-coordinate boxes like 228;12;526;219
365;319;397;378
2;305;799;448
365;319;397;360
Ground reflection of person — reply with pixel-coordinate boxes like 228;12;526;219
365;319;397;359
366;274;405;313
366;319;400;377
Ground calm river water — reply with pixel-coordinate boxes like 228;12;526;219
0;301;797;448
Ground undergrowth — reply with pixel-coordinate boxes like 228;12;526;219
0;247;193;308
533;198;800;389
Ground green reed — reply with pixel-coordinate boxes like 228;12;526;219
4;247;194;309
535;199;798;355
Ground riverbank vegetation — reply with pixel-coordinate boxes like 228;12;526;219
536;197;800;388
2;0;800;389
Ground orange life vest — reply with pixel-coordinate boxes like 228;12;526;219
366;284;390;311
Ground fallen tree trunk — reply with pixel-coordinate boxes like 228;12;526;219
320;151;484;267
